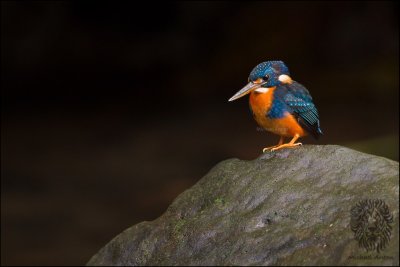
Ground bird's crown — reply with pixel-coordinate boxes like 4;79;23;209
248;61;290;84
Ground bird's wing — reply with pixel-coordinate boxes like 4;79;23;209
281;81;322;139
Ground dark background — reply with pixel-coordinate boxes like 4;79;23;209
1;1;398;265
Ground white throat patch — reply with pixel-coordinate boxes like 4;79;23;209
255;87;270;93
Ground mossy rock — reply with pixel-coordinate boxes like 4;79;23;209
87;145;399;266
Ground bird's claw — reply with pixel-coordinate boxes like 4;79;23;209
269;142;302;152
263;145;280;153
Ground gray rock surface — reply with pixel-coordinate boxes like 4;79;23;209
87;145;399;266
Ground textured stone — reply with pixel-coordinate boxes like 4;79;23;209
87;145;399;266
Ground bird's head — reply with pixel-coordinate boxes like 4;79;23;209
229;61;291;101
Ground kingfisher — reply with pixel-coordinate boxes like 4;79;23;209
229;61;322;152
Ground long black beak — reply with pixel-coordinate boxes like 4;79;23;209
228;82;263;101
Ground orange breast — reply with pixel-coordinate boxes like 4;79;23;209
249;88;306;137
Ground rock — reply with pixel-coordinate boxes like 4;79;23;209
87;145;399;266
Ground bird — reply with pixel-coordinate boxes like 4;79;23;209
228;61;322;152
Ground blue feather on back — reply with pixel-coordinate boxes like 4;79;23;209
267;81;323;139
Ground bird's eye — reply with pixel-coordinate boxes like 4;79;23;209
262;75;269;81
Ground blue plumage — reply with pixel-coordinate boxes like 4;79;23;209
248;61;290;87
268;81;323;139
229;60;323;151
246;61;322;139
